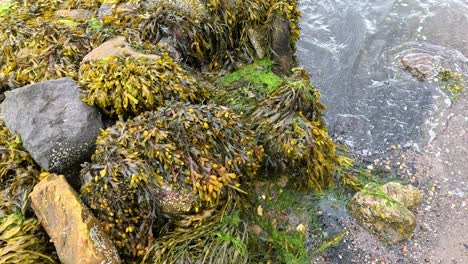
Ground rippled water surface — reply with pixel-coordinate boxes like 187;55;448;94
297;0;468;155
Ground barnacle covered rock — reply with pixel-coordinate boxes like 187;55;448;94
249;68;337;190
0;211;57;263
0;120;40;217
81;103;263;257
79;54;207;117
1;78;104;179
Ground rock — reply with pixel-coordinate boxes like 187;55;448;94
54;9;92;20
158;37;182;62
156;185;196;216
401;53;440;81
82;36;160;63
382;182;423;209
0;78;103;176
348;182;422;244
271;14;296;75
248;27;267;59
29;173;121;264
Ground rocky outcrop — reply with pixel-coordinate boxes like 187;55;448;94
29;173;120;264
0;78;103;176
348;182;422;244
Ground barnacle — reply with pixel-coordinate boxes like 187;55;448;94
81;103;263;258
79;54;207;118
0;211;57;263
0;120;40;217
249;68;337;190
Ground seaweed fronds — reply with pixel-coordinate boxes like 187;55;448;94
79;54;207;118
249;68;337;190
81;103;263;258
0;211;57;263
0;121;40;217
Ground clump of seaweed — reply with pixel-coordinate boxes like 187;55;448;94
81;103;264;258
143;197;249;264
438;69;465;101
0;121;40;217
249;68;337;190
97;0;300;69
0;0;109;92
0;210;56;263
79;54;207;118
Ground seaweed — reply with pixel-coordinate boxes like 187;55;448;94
0;121;40;217
0;210;57;263
249;68;337;190
79;54;207;118
81;103;263;258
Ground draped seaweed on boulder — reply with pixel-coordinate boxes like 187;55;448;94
79;54;207;118
80;103;263;258
249;68;337;190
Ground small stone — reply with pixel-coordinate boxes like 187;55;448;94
29;174;120;264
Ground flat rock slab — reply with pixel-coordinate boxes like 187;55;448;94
0;78;103;173
29;173;120;264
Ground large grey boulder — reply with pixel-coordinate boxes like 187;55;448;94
0;78;103;175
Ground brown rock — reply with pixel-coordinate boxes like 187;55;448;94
348;182;422;245
82;36;160;63
54;9;92;20
29;173;121;264
382;182;423;209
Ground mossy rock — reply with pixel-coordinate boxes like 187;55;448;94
79;54;207;118
211;59;283;115
347;182;422;245
81;103;264;258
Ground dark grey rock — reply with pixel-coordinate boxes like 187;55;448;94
271;14;296;75
0;78;103;175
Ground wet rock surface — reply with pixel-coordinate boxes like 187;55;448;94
0;78;103;175
347;182;421;245
29;173;120;264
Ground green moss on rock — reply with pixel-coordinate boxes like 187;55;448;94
212;59;283;114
